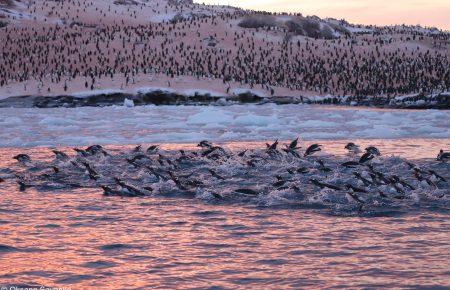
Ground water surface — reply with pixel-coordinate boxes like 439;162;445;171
0;142;449;288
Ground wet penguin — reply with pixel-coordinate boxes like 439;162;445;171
365;146;381;156
310;179;341;190
13;154;31;164
51;149;69;161
304;144;322;157
437;150;449;162
345;142;360;153
359;152;374;164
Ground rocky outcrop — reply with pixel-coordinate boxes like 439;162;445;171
0;91;448;109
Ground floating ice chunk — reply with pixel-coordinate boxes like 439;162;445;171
186;109;233;125
124;98;135;107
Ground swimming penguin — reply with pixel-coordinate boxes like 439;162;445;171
437;150;450;162
346;191;366;204
413;171;436;188
113;178;146;196
51;149;69;161
0;177;5;183
353;172;373;186
234;188;260;195
273;178;287;187
266;139;278;151
208;169;225;180
81;162;99;180
146;145;159;154
86;145;105;155
288;138;300;150
198;140;212;148
201;146;225;157
304;144;322;157
17;180;32;192
345;184;368;193
390;175;415;190
316;159;332;172
132;145;142;153
146;166;169;181
341;161;360;168
211;192;223;199
310;179;341;190
127;154;149;166
365;146;381;156
359;152;374;164
167;171;188;190
101;185;133;197
73;148;89;157
13;154;31;164
345;142;360;153
296;167;309;174
237;149;247;157
428;170;446;183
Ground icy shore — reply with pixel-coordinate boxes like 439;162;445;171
0;89;449;109
0;104;448;148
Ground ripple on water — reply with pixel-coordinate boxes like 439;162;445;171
99;243;136;251
0;244;18;253
81;260;118;269
56;274;98;284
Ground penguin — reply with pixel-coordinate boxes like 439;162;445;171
266;139;278;151
316;159;332;172
235;188;259;195
73;148;89;157
359;152;374;164
81;162;99;180
198;140;212;148
287;137;300;150
51;149;69;161
437;150;450;162
365;146;381;156
113;178;146;196
86;145;105;156
18;180;32;192
208;169;225;180
353;172;373;186
428;170;446;183
167;171;188;190
345;142;360;153
345;184;368;193
304;144;322;157
237;149;247;157
310;179;341;190
101;185;137;197
390;175;415;190
413;171;436;188
341;161;360;168
296;167;309;174
146;145;159;154
132;145;142;153
13;154;31;164
346;192;365;204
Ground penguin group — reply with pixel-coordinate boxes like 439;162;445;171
1;139;448;214
0;0;449;99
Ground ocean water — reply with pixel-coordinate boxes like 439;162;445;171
0;139;449;288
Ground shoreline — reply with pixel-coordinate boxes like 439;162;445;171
0;88;449;109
